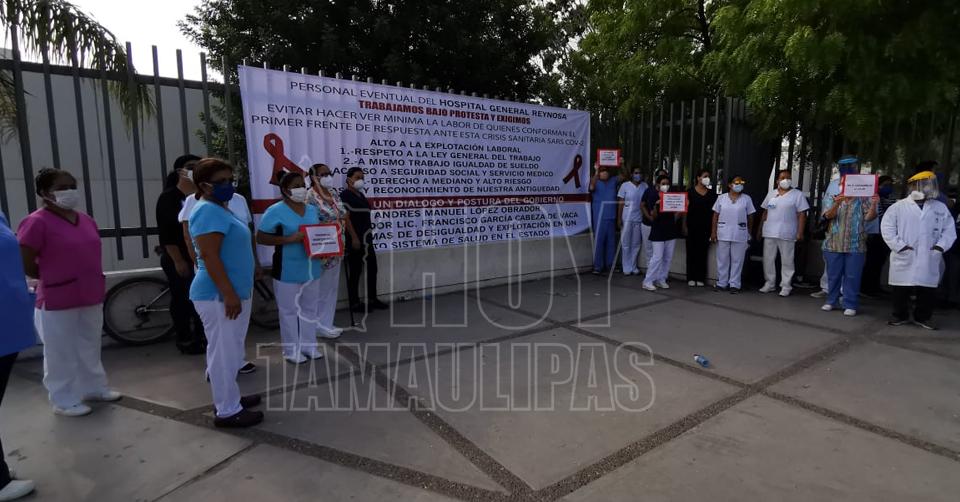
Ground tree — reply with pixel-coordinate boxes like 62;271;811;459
0;0;150;135
180;0;563;100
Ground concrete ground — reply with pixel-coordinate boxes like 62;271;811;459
4;273;960;501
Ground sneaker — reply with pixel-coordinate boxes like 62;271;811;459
687;280;696;287
914;320;938;330
655;281;670;289
820;304;835;312
729;288;741;294
758;284;776;293
301;346;325;360
591;269;602;276
213;409;264;428
284;353;308;365
240;395;262;408
887;318;910;327
696;281;705;287
317;326;343;339
642;283;657;292
83;390;122;402
779;289;792;297
714;285;728;292
810;290;827;299
53;403;92;417
843;309;857;317
238;362;257;374
0;479;35;500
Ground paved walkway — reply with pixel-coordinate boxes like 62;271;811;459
4;273;960;501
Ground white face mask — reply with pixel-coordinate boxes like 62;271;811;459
909;190;926;201
319;176;335;188
701;177;711;188
658;184;670;193
732;184;745;193
830;170;840;181
779;178;792;190
352;179;365;190
49;189;81;210
182;169;193;182
288;187;309;203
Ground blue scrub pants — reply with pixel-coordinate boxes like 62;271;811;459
824;251;866;310
593;219;617;272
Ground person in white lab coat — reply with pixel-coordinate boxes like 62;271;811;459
711;176;756;293
618;167;648;275
758;170;809;296
881;170;957;329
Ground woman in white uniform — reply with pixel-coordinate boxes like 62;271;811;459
308;163;349;335
881;170;957;329
758;170;809;296
618;167;648;275
711;176;756;293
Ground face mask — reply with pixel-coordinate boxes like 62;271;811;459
49;189;80;210
632;174;642;183
778;179;792;189
183;170;194;182
319;176;335;188
352;179;365;190
909;190;925;201
209;181;235;203
658;184;670;193
732;184;745;193
839;166;858;176
288;187;309;203
701;177;711;188
878;185;893;198
830;170;840;181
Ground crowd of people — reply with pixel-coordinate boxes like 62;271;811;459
589;155;958;324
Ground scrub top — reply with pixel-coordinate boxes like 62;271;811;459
643;186;681;241
189;200;255;301
179;192;252;224
592;178;619;222
258;201;322;283
713;193;756;242
17;208;105;310
0;211;36;356
761;189;810;241
617;181;647;223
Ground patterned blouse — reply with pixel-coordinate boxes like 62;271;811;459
308;187;346;269
822;196;871;254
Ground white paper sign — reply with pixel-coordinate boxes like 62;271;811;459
597;149;621;167
841;174;878;197
302;224;343;258
659;192;688;213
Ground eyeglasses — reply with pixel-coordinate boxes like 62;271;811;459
208;178;239;187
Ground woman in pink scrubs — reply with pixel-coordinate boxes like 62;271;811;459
18;169;121;417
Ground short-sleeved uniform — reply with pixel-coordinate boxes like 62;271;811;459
189;201;255;301
761;189;809;241
713;193;756;242
617;182;647;223
257;201;322;283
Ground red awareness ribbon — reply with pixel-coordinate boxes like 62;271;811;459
263;133;304;185
562;154;583;189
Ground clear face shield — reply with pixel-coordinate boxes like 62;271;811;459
908;175;939;201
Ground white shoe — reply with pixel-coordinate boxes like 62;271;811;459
301;347;325;360
758;285;776;293
53;403;92;417
843;309;857;317
696;281;705;287
317;326;343;339
779;289;791;297
0;479;35;500
687;280;696;286
655;281;670;289
820;304;835;312
642;283;657;292
84;389;122;402
284;353;308;365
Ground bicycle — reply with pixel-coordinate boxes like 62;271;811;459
102;274;280;346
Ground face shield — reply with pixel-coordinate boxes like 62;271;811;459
907;171;939;201
837;156;859;176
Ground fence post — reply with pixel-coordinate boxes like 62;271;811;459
201;53;212;156
99;54;124;259
39;10;60;170
71;41;94;215
8;15;36;212
152;46;168;178
125;42;150;258
222;56;236;166
176;49;190;153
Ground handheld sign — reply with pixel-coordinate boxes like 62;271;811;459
301;224;344;258
596;148;621;167
840;174;878;197
659;192;688;213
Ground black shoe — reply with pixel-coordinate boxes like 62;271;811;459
887;318;909;327
213;409;263;428
368;299;389;310
914;320;938;330
238;362;257;375
240;395;262;408
729;288;741;294
351;303;367;313
177;342;206;355
591;269;602;276
713;286;728;292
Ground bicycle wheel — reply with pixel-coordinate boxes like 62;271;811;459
250;278;280;329
103;277;175;345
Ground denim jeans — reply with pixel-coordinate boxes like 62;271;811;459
824;251;866;310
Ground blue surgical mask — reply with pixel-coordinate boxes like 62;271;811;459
210;181;235;203
632;174;642;183
839;165;859;176
878;185;893;198
732;184;744;193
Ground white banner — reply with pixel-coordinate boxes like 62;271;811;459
238;66;591;252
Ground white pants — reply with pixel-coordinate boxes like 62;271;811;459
644;240;676;287
640;224;653;270
274;279;322;358
194;299;251;418
35;304;109;408
316;262;341;329
716;241;749;289
763;238;796;291
621;221;643;274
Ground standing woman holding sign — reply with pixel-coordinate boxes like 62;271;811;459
642;176;680;291
257;171;325;364
308;163;348;337
711;176;756;293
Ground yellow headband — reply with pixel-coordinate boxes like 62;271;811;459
908;170;935;182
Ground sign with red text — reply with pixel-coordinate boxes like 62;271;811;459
659;192;688;213
301;224;344;258
596;148;621;167
239;66;591;252
840;174;878;197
